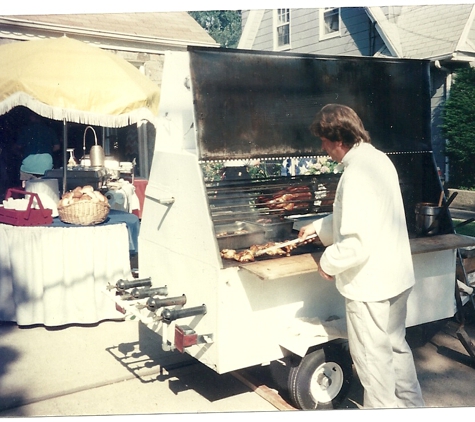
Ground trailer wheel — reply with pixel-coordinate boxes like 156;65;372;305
288;344;352;410
269;355;296;391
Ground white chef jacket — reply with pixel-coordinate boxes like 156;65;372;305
313;142;415;302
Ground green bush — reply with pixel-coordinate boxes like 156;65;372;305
441;67;475;189
188;11;242;48
453;219;475;237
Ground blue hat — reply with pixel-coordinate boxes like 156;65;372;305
20;153;53;175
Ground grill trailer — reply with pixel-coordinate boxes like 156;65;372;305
107;47;475;410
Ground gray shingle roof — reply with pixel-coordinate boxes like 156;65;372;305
5;11;217;44
389;4;475;59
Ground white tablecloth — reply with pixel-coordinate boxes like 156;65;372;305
0;222;131;326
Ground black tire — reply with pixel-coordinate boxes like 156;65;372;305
288;343;353;410
269;355;296;392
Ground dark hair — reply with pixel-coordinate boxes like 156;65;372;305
310;104;371;148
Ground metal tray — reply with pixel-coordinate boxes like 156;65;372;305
215;221;266;250
288;214;330;231
245;219;295;241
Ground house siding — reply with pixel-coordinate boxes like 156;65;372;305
310;8;375;56
289;9;319;53
249;8;383;57
252;10;274;50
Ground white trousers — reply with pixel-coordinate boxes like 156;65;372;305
346;288;425;408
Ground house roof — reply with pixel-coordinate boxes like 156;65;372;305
238;10;265;50
368;4;475;61
0;11;218;46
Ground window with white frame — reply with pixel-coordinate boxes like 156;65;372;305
274;8;290;49
320;7;340;39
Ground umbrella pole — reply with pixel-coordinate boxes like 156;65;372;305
62;119;68;195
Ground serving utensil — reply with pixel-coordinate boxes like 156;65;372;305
254;234;318;256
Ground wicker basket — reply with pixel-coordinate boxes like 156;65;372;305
58;200;110;225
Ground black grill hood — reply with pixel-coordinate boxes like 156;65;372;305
188;46;432;161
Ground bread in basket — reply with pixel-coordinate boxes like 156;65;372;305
58;185;110;225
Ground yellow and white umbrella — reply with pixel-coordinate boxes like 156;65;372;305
0;36;160;192
0;36;160;127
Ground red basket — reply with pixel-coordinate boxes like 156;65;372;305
0;188;53;226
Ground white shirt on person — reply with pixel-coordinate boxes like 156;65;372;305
312;142;415;302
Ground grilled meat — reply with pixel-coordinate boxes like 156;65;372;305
257;185;313;212
220;249;237;259
221;240;301;262
233;249;256;262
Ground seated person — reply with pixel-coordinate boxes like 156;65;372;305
17;112;60;186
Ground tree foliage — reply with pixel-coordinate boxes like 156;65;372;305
189;10;242;48
441;67;475;189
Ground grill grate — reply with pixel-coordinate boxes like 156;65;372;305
205;173;340;225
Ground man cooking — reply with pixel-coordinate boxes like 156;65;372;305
298;104;425;408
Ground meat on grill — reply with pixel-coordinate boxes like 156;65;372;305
257;186;313;211
220;233;320;263
221;242;296;262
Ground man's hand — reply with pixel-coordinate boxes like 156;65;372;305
298;223;316;240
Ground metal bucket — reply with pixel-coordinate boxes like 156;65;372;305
90;144;105;167
83;126;104;168
415;202;442;235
